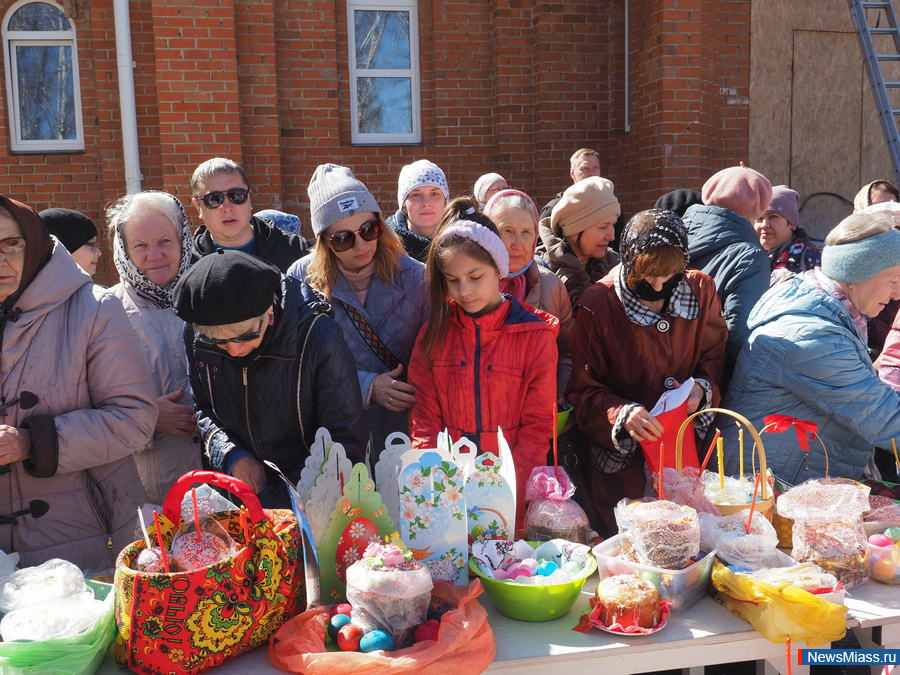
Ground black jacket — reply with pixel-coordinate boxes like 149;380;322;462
191;215;311;272
386;210;432;263
188;276;365;505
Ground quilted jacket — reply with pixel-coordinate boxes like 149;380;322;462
682;204;770;373
408;297;559;524
0;243;157;568
723;274;900;483
187;275;365;505
191;215;310;272
289;254;428;453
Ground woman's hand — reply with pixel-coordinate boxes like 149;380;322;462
231;455;267;494
155;386;197;438
686;382;705;414
0;426;30;465
624;406;665;442
371;364;417;412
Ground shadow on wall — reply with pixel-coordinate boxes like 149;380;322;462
800;192;854;245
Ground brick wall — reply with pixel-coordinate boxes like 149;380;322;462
0;0;751;286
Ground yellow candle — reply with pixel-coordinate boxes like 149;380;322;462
738;424;744;479
893;438;900;474
717;436;725;490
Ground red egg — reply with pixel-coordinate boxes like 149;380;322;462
337;623;364;651
414;619;440;643
334;516;379;582
869;533;894;548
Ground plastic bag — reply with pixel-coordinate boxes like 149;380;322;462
179;483;239;519
346;545;434;649
699;511;780;569
777;478;870;588
0;580;115;675
615;499;700;570
710;560;847;647
523;467;590;544
1;592;109;641
169;514;238;571
270;580;495;675
0;558;90;613
658;467;720;516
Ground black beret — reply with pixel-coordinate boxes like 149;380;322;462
39;208;97;253
653;189;703;218
172;249;281;325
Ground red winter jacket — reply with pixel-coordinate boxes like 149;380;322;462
409;297;559;526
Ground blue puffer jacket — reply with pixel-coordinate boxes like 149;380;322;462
722;274;900;483
289;254;428;452
683;204;770;371
187;275;365;506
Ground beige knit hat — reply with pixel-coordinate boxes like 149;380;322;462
550;176;621;237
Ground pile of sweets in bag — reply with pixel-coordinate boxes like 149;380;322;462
523;466;591;544
327;543;439;652
0;558;109;641
615;499;701;570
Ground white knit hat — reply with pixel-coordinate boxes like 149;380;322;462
308;163;380;237
473;173;506;205
397;159;450;207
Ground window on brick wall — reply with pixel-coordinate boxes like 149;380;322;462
347;0;420;144
2;0;84;152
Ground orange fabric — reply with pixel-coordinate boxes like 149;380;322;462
269;580;496;675
408;297;559;527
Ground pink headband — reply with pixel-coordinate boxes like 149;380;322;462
436;219;510;278
483;189;540;226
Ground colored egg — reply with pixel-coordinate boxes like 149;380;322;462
519;558;539;573
872;558;897;583
328;613;352;640
333;516;379;582
337;623;364;651
492;568;509;580
887;527;900;543
536;561;560;576
869;533;894;548
360;629;394;653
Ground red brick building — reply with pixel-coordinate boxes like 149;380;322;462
0;0;751;284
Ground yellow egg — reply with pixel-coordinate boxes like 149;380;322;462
873;558;897;582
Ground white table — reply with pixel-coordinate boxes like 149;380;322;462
845;580;900;674
97;577;816;675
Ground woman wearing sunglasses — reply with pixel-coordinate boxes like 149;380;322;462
289;164;427;455
107;191;202;504
173;249;365;506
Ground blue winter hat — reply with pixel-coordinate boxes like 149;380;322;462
821;227;900;283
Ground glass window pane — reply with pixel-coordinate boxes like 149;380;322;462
16;45;76;141
354;10;410;70
357;77;412;134
9;2;69;31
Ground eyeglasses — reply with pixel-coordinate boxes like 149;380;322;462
0;237;26;256
195;318;264;346
198;188;250;210
323;219;383;253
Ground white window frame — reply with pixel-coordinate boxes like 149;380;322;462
2;0;84;153
347;0;421;145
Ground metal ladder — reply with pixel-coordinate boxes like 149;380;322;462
849;0;900;184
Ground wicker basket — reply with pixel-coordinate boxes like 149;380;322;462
763;424;830;548
674;408;774;521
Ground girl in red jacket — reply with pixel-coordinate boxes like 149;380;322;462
409;199;559;527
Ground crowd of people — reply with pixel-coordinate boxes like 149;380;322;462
7;150;900;569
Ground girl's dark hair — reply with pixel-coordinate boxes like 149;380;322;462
871;180;900;203
423;197;501;359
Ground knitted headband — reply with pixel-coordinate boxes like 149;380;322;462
483;189;540;226
436;219;510;278
821;228;900;283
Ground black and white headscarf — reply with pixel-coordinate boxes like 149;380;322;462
112;191;193;309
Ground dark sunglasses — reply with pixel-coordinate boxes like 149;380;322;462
323;219;383;253
198;188;250;209
195;318;264;346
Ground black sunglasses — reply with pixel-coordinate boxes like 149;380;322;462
198;188;250;210
196;318;264;346
323;219;383;253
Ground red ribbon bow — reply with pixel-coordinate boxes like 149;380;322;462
763;414;818;452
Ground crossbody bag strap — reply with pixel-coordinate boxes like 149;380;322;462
338;299;402;371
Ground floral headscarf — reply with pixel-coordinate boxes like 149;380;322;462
112;191;192;309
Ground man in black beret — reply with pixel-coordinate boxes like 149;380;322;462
173;249;364;505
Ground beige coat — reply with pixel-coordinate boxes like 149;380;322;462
0;245;157;569
111;282;202;505
522;259;574;394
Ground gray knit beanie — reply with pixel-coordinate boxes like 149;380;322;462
308;163;380;237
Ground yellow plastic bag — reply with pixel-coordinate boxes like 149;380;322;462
710;560;847;647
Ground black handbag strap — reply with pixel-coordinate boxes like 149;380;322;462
338;300;402;371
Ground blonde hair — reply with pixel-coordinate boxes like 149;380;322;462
570;148;600;168
305;215;405;299
194;311;267;339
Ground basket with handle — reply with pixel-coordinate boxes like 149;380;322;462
674;408;774;520
757;415;830;548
